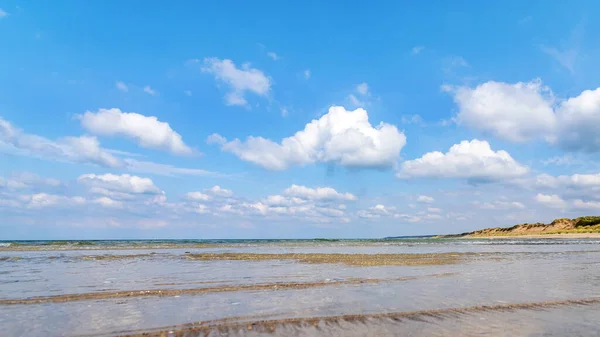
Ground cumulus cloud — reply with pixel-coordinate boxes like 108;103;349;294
26;193;86;209
534;172;600;190
447;79;556;142
78;108;192;155
0;117;120;168
200;57;271;106
357;204;395;218
267;52;279;61
535;193;567;209
207;185;233;197
416;195;434;203
209;106;406;170
182;184;353;224
572;199;600;210
186;192;211;201
398;139;529;182
187;186;232;201
283;184;356;201
447;79;600;152
78;173;162;195
93;197;123;208
526;172;600;204
1;117;218;178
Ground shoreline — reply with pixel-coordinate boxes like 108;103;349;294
460;233;600;239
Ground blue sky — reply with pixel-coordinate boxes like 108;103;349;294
1;1;600;239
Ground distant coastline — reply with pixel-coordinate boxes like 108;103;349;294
438;216;600;239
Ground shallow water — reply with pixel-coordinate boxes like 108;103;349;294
1;238;600;336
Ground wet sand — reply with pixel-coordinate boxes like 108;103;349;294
0;273;455;305
185;252;470;266
110;297;600;337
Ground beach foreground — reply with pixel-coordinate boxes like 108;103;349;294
1;238;600;336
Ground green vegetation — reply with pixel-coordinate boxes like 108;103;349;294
574;216;600;228
446;216;600;238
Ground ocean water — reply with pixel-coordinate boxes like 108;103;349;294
1;238;600;336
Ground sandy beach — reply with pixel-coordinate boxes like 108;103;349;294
464;233;600;239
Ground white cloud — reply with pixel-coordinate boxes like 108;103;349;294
417;195;434;203
398;139;529;182
78;173;162;195
122;159;220;177
0;117;120;168
304;70;311;80
267;52;279;61
181;184;353;224
0;117;218;176
447;79;556;142
448;79;600;152
186;192;211;201
572;199;600;210
206;133;227;145
474;200;525;210
201;57;271;106
357;204;395;218
0;172;60;190
356;83;369;95
534;173;600;190
0;9;7;18
210;106;406;170
411;46;425;55
542;155;581;166
535;193;567;209
78;108;193;155
116;81;128;92
284;184;356;201
348;83;370;107
93;197;123;208
26;193;85;209
143;85;157;95
186;186;233;201
553;88;600;152
196;204;210;214
428;207;442;213
207;185;233;197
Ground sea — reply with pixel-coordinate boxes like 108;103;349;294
1;237;600;336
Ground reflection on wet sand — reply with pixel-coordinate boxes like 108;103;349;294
113;297;600;337
185;252;471;266
0;273;455;305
